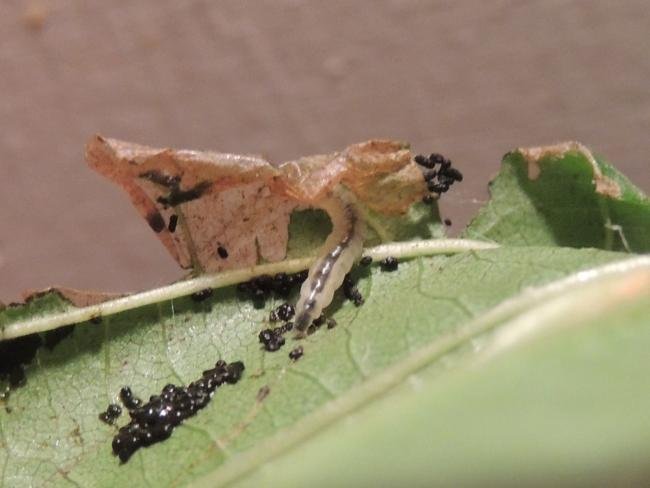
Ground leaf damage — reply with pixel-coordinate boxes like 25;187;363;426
0;138;648;487
465;142;649;253
21;286;124;308
85;136;430;273
519;141;621;198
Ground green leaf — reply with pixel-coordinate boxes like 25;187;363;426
227;258;650;487
0;143;648;487
464;144;650;252
0;292;74;329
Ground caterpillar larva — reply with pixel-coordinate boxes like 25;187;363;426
294;188;365;335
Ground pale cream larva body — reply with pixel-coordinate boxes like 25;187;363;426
294;189;365;334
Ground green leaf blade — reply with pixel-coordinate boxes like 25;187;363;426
464;147;650;252
1;142;648;487
0;248;634;487
230;262;650;487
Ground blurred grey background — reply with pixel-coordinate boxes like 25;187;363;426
1;0;648;302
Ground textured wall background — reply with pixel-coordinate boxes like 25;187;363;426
1;0;648;302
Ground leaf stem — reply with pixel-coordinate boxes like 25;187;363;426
1;238;498;341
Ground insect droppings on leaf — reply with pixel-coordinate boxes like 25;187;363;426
98;403;123;425
167;214;178;233
119;386;142;410
306;315;328;335
312;315;326;328
269;302;295;323
414;152;463;196
216;245;228;259
107;403;122;417
342;274;364;306
380;256;399;272
238;271;307;306
111;359;244;463
145;210;165;233
190;288;213;302
98;412;111;425
289;346;304;361
258;327;286;352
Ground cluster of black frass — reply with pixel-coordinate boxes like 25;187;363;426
414;152;463;203
107;360;244;463
237;270;308;304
